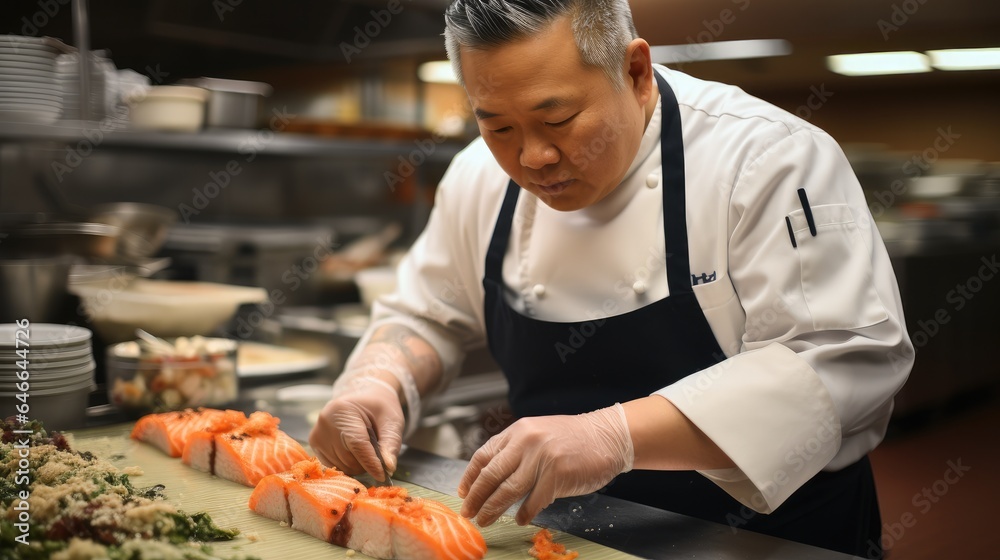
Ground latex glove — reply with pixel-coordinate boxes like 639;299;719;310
457;403;634;526
309;375;404;482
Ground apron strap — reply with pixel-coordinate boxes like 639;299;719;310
484;180;521;283
655;71;695;296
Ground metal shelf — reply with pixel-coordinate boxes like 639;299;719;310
0;121;466;162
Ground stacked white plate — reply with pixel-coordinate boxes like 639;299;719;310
0;323;95;430
0;35;70;123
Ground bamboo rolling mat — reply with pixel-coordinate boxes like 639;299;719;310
70;424;639;560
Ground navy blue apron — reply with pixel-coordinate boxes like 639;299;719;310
482;72;883;558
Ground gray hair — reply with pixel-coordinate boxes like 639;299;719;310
444;0;638;90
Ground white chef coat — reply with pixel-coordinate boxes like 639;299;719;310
350;65;913;514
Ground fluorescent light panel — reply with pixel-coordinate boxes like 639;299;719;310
650;39;792;64
827;51;930;76
418;61;458;84
928;47;1000;70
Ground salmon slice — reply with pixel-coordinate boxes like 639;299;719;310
339;486;487;560
288;461;364;541
130;408;230;457
211;411;311;487
181;409;249;473
249;458;363;539
248;469;296;524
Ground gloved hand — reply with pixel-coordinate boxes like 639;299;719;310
309;374;404;482
457;403;634;526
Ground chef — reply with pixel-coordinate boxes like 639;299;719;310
309;0;913;557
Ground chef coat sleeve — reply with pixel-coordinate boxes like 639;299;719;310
342;146;493;397
656;127;913;514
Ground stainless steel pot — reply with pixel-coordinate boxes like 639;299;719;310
0;257;75;323
179;77;273;129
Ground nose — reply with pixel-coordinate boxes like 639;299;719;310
519;132;559;169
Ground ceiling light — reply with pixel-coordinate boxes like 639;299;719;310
418;61;457;84
827;51;931;76
650;39;792;64
928;47;1000;71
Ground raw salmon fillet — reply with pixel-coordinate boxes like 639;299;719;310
130;407;230;457
249;459;364;540
182;410;309;487
248;469;295;524
338;486;487;560
181;409;249;472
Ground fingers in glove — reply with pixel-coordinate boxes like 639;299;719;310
459;443;523;523
372;420;404;474
516;478;558;525
309;414;357;473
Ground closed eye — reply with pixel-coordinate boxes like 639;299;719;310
546;113;578;127
490;126;512;134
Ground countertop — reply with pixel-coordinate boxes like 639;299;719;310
86;372;861;560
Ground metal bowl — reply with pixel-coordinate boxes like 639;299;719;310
88;202;177;259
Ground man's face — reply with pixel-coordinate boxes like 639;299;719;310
460;16;651;212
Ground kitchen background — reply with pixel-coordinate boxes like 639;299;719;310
1;1;998;558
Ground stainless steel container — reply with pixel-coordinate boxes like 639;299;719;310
0;257;75;323
180;77;273;129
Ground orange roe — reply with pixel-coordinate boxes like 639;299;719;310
529;528;579;560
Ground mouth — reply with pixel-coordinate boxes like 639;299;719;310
534;179;574;196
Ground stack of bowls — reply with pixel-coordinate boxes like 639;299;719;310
0;324;95;431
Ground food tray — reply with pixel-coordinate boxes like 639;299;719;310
71;424;637;560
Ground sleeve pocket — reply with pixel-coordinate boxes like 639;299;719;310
787;203;889;331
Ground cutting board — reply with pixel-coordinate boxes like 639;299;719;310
71;424;638;560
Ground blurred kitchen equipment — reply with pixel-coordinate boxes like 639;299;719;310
3;222;122;259
320;221;403;282
87;202;177;259
354;265;398;308
106;336;238;415
162;223;336;306
908;175;966;199
127;85;209;131
237;341;329;379
0;257;75;323
56;50;113;122
0;323;95;431
271;304;369;377
179;77;273;128
69;278;268;343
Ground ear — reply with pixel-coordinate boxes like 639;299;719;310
625;38;654;104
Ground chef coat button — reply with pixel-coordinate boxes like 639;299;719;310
646;173;659;189
632;280;647;294
532;284;546;297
